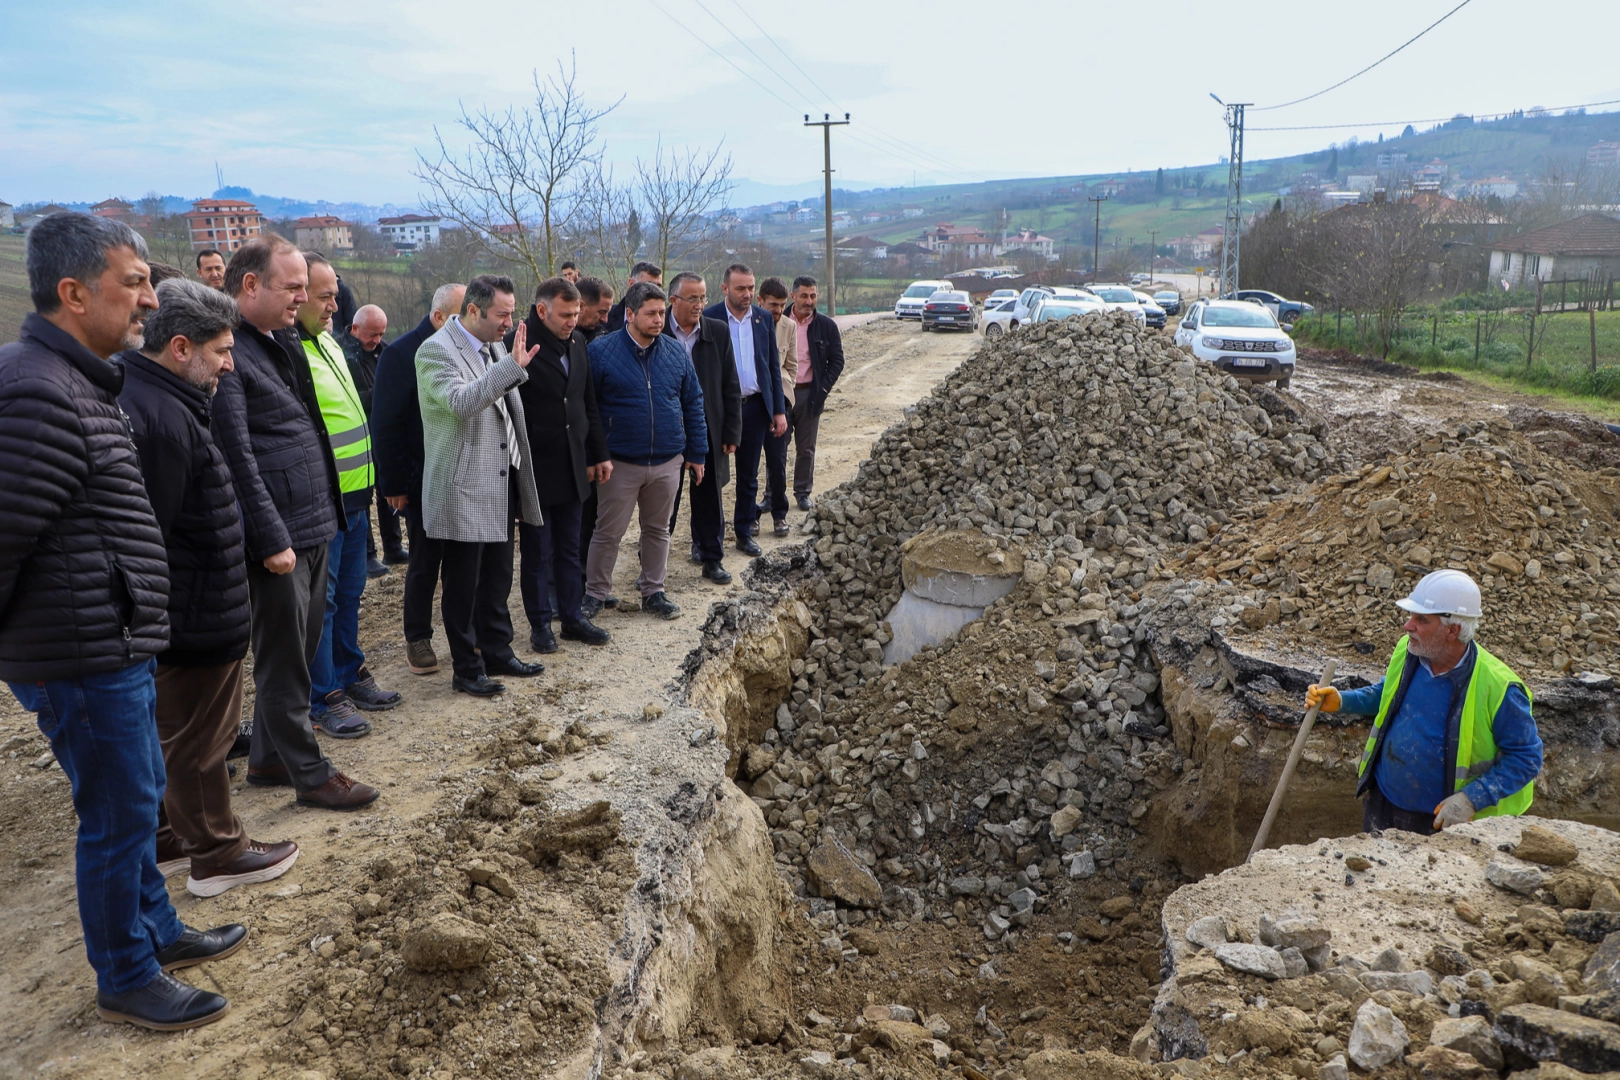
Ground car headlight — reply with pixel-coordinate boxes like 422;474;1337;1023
1199;336;1220;349
1276;339;1294;352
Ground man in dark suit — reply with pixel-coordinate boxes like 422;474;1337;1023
785;276;846;510
705;264;786;557
604;261;661;334
576;277;614;343
664;272;741;584
371;283;462;675
508;278;613;652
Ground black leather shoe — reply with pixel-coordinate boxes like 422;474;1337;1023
245;763;293;788
774;517;791;537
701;560;732;584
383;547;410;565
797;495;813;512
366;556;390;579
690;543;702;564
560;619;611;646
580;595;603;620
735;535;762;557
530;625;558;654
97;971;229;1031
155;924;249;972
486;656;543;678
452;674;506;697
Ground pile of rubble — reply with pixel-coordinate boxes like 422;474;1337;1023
1151;818;1620;1078
1167;420;1620;680
721;314;1350;942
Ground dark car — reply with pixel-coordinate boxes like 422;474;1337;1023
1152;290;1182;316
921;290;977;332
1227;289;1313;324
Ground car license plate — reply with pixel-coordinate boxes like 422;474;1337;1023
1230;357;1267;368
937;316;955;322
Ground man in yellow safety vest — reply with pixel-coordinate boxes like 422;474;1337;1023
1306;569;1542;835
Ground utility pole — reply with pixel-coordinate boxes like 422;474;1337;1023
805;112;850;316
1088;194;1108;284
1211;94;1250;297
1148;229;1158;285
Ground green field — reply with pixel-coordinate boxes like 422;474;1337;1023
0;235;30;345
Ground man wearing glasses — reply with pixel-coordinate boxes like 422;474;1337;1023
663;272;740;583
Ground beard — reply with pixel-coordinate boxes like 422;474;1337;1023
179;358;220;395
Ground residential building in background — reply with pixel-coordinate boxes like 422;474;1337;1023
0;201;12;228
999;228;1056;260
185;198;264;252
1470;176;1519;199
1488;213;1620;287
293;215;355;252
1588;141;1620;166
377;213;441;251
17;204;70;231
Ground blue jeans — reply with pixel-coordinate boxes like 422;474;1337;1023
7;659;184;994
311;508;369;709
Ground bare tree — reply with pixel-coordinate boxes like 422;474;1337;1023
415;54;619;282
1307;200;1440;356
636;139;734;274
575;162;640;289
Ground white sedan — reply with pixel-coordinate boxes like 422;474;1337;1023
1174;299;1296;388
982;296;1019;338
1081;284;1148;326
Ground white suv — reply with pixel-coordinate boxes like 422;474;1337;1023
1081;284;1148;326
894;280;954;320
1174;299;1297;388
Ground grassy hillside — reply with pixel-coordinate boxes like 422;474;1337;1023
0;235;30;346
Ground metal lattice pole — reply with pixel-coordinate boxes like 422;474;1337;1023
1219;102;1249;297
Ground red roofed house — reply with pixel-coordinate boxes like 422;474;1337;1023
294;215;355;252
186;198;264;252
921;223;994;259
1488;213;1620;287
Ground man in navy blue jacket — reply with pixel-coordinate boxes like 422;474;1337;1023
583;282;707;621
705;264;786;557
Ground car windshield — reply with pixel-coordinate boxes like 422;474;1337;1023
1201;305;1279;328
1037;304;1097;321
930;293;969;304
1091;288;1137;303
1153;292;1178;301
989;291;1015;299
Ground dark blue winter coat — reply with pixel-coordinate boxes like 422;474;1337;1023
586;327;707;467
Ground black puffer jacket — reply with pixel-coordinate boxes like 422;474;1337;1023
118;352;251;667
211;321;342;560
0;315;169;680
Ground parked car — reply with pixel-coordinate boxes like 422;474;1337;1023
982;296;1019;339
1152;290;1182;315
921;291;977;331
1009;285;1092;324
1081;284;1149;326
894;279;954;320
1133;291;1168;329
1029;294;1108;324
1174;299;1296;388
983;288;1018;311
1225;288;1314;324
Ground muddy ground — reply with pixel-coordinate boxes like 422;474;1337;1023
1;317;1615;1079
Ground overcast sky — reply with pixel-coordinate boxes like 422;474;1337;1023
4;0;1618;206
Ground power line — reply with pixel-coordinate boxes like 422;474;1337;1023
685;0;815;108
1252;0;1475;112
726;0;838;106
646;0;797;110
1249;95;1620;132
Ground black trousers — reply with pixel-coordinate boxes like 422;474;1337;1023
669;454;726;562
401;501;444;644
519;500;585;628
733;395;772;537
1362;780;1439;836
438;523;518;680
579;482;598;589
761;414;790;522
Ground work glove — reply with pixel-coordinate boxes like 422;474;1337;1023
1305;684;1341;713
1433;791;1476;830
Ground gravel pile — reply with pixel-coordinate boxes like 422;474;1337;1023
721;313;1350;942
1166;420;1620;680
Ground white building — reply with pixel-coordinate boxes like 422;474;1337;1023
378;214;442;251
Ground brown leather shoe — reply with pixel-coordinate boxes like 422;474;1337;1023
295;772;380;812
406;639;439;675
187;840;300;898
245;762;293;788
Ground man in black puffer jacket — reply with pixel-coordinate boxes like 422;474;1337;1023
120;278;301;901
1;213;242;1032
214;236;378;812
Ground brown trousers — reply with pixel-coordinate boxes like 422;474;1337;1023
586;458;684;600
156;660;248;866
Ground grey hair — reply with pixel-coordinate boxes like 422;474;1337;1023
27;212;149;313
623;280;667;314
431;283;463;316
352;304;387;327
1440;614;1478;644
667;271;705;296
141;279;240;356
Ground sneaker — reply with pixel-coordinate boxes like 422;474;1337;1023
560;619;611;646
186;840;299;898
366;556;390;579
345;668;400;711
156;838;189;879
773;517;791;537
642;591;681;620
226;731;251;759
311;693;371;739
580;595;604;620
406;639;439;675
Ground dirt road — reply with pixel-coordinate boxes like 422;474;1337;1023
0;315;981;1078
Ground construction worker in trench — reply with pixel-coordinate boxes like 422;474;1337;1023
1303;569;1544;836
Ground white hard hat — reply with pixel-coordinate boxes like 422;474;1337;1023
1396;569;1482;618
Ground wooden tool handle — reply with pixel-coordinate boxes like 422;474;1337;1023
1248;659;1340;862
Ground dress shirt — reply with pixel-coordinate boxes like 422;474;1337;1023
726;305;759;397
794;310;813;384
671;317;701;360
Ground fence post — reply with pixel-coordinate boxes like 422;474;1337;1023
1474;316;1481;364
1432;314;1438;349
1536;279;1544;315
1593;306;1600;374
1336;307;1343;346
1527;313;1536;368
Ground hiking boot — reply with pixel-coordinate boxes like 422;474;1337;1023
295;772;380;811
96;971;229;1032
345;668;400;711
406;639;439;675
642;592;681;620
311;692;371;739
186;841;299;898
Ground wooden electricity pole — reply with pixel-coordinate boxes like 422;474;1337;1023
1088;194;1108;283
805;112;850;316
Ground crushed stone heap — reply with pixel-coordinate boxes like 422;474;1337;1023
1167;420;1620;681
724;313;1352;936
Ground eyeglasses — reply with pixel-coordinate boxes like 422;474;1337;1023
674;293;708;304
